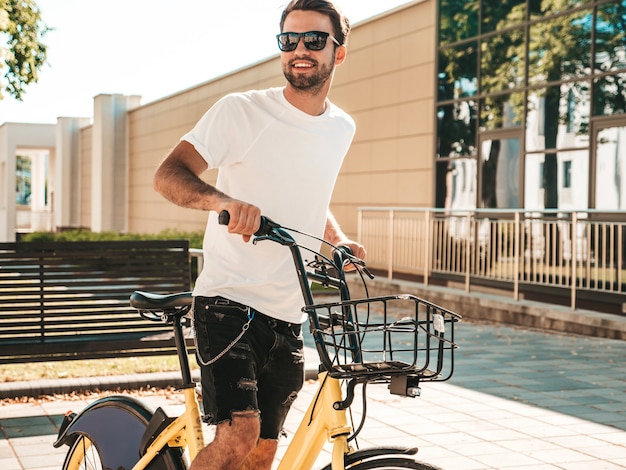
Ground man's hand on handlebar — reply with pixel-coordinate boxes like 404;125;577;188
337;241;367;272
218;201;261;243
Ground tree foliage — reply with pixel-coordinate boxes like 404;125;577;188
0;0;48;100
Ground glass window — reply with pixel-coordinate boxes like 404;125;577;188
528;9;592;86
524;150;588;209
593;73;626;116
563;160;572;188
480;92;524;130
595;126;626;210
480;136;520;208
526;83;590;152
525;153;545;210
595;1;626;75
437;102;478;158
482;0;526;34
530;0;593;20
480;27;525;93
438;0;479;45
437;158;478;210
438;42;478;101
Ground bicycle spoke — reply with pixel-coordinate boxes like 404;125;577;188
63;436;103;470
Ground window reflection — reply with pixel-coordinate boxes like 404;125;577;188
526;83;590;152
528;9;592;87
436;0;624;210
438;0;479;45
524;150;588;209
596;126;626;209
482;0;525;34
480;28;525;93
439;158;478;210
480;92;524;130
438;42;478;101
481;137;520;208
530;0;593;20
437;102;478;159
593;74;626;116
595;1;626;75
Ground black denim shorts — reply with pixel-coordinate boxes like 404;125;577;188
193;296;305;440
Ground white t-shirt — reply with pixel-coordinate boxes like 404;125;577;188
183;87;355;323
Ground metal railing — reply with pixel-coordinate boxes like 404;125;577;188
358;208;626;309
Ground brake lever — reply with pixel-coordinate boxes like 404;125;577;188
334;246;374;278
253;231;295;247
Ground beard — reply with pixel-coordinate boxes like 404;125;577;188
283;55;335;95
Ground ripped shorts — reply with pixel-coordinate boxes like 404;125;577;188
193;296;305;440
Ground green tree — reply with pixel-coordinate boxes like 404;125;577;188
0;0;48;100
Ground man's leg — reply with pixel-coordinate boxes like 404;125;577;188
241;438;278;470
190;412;260;470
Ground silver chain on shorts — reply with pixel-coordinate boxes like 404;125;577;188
192;296;255;366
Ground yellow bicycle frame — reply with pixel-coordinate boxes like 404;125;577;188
278;371;353;470
132;387;205;469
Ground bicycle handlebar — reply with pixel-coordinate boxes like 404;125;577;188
217;209;279;237
217;209;363;266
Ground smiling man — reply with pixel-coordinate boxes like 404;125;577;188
152;1;365;469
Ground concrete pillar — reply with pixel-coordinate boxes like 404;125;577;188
0;124;15;242
54;117;90;230
91;94;141;233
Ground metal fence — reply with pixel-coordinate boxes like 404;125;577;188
358;208;626;309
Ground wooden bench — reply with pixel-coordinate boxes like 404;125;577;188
0;240;192;363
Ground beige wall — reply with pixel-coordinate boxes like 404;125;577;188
331;0;436;239
115;0;434;240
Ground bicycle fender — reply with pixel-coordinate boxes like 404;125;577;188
320;446;419;470
54;395;154;469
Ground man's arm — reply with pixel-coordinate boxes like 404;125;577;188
154;140;261;241
324;211;367;260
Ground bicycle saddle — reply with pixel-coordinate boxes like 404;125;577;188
130;290;193;310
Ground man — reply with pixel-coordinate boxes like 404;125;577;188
153;1;365;468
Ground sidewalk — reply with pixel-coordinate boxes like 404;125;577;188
2;321;626;469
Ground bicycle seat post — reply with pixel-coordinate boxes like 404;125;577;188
172;313;194;388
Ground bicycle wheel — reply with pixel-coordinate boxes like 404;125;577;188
345;457;443;469
57;396;185;470
62;435;102;470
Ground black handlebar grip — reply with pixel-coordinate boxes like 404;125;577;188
336;245;353;256
218;210;276;237
218;210;230;226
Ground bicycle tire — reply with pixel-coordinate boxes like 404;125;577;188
345;457;444;470
62;435;101;470
59;397;185;470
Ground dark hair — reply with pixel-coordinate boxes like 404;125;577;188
279;0;351;46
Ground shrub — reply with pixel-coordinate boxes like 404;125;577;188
19;229;203;249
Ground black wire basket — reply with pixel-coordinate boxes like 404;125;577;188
304;294;461;382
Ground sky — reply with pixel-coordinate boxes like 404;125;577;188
0;0;413;125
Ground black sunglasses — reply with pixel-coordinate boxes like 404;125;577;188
276;31;340;52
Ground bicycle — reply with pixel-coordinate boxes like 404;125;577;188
54;211;461;470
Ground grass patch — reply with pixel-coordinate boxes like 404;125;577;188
0;355;199;383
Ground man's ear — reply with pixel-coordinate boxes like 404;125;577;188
334;45;347;66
